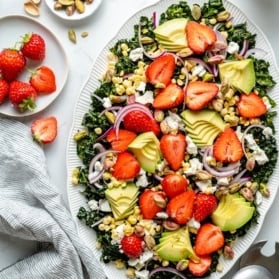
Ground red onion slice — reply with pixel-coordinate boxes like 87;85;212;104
241;124;266;159
239;39;249;56
244;48;268;59
148;267;188;279
113;103;154;137
185;57;213;75
138;23;166;60
202;146;239;177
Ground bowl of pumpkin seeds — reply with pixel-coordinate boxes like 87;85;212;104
45;0;103;21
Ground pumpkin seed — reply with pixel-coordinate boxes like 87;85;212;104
68;28;77;43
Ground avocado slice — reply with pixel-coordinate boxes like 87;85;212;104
155;226;198;262
129;132;162;173
211;193;255;231
181;109;225;146
154;18;188;52
105;182;139;220
218;59;256;94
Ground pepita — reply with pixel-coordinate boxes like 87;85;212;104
191;4;201;21
68;28;77;43
24;1;40;17
75;0;85;13
81;31;89;38
58;0;74;5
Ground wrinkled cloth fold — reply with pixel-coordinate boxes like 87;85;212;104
0;118;106;279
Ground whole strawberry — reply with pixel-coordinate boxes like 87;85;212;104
193;193;218;222
9;80;37;112
0;78;9;104
0;49;26;82
21;33;45;61
121;234;143;258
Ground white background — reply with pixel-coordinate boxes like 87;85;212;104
0;0;278;277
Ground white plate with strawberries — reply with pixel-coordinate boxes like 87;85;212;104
0;15;68;118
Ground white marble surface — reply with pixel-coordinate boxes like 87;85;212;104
0;0;279;277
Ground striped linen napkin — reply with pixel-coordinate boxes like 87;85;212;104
0;118;106;279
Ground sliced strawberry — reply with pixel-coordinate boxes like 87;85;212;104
213;127;244;163
153;83;185;110
188;255;212;277
139;189;166;219
30;66;56;94
161;173;188;199
123;110;160;136
185;81;219;111
160;133;186;171
186;21;217;55
145;53;176;87
31;116;58;144
195;223;225;256
193;193;218;222
106;128;137;152
112;151;140;180
166;190;196;225
237;92;267;118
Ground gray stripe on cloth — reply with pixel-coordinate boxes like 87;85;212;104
0;118;106;279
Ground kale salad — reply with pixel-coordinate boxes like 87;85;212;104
68;0;279;278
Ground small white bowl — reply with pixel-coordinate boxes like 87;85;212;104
45;0;103;21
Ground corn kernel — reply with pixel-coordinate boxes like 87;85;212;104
126;267;135;279
209;18;217;25
115;259;125;269
121;43;129;51
98;223;106;231
127;215;137;225
126;87;136;95
124;224;134;236
95;241;102;249
162;260;169;267
122;50;128;57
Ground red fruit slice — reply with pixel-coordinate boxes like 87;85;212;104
161;173;188;199
166;190;196;225
186;21;217;54
213;127;244;163
106;129;137;152
139;189;166;219
195;223;225;256
185;81;219;111
193;193;218;222
153;83;185;110
123;110;160;136
146;53;176;87
237;92;267;118
188;255;212;277
112;151;140;180
160;133;186;171
30;66;56;94
31;116;58;144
